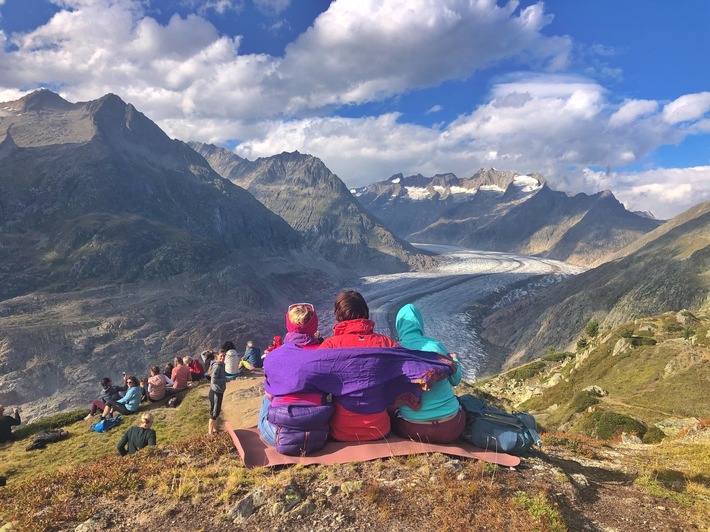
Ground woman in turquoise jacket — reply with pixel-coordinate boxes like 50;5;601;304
393;304;465;443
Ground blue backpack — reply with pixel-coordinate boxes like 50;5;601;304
458;394;541;456
90;414;122;433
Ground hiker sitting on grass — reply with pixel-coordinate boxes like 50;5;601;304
84;376;126;421
101;376;142;418
167;357;191;394
222;341;241;378
141;365;168;402
185;355;205;381
0;405;21;444
238;340;262;372
117;412;156;456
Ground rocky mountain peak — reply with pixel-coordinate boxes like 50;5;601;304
12;89;74;113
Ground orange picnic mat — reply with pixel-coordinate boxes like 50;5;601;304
225;423;521;468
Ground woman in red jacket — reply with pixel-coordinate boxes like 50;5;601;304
319;290;398;441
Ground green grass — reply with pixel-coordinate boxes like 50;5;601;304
0;383;210;484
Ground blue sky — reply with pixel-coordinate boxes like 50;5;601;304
1;0;709;219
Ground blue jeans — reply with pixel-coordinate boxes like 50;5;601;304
257;395;276;446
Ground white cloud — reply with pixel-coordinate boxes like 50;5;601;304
426;105;443;114
0;0;708;218
583;167;710;220
254;0;290;16
662;92;710;125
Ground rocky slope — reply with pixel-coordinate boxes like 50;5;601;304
191;143;436;275
0;90;345;419
480;201;710;365
355;169;663;267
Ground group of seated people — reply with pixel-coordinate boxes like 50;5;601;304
258;290;464;456
84;354;211;422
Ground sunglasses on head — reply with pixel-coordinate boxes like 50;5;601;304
288;303;314;311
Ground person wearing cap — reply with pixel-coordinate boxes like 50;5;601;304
117;413;156;456
258;303;332;455
0;404;21;444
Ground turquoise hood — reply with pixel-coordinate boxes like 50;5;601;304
395;304;448;355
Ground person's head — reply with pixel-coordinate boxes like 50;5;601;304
221;341;236;351
333;290;369;322
246;340;253;348
216;350;226;362
141;412;154;427
100;377;112;389
184;356;193;365
286;303;318;335
174;356;184;366
126;375;139;387
150;365;160;376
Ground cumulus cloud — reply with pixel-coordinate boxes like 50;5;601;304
583;166;710;220
0;0;708;218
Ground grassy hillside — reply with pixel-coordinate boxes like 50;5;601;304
1;349;709;531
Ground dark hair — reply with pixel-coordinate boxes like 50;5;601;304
150;365;160;375
126;375;139;386
164;363;174;376
100;377;111;387
174;356;183;366
221;341;236;351
333;290;369;322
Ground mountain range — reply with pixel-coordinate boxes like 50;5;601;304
3;88;708;421
190;142;435;275
355;170;663;266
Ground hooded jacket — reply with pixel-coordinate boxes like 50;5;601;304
395;304;462;422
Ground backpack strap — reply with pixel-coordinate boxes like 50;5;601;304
514;412;542;448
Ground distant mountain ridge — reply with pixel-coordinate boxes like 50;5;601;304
191;142;436;275
355;169;664;266
480;200;710;367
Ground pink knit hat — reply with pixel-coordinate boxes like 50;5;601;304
285;303;318;336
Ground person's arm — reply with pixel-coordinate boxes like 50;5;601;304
11;408;20;426
448;354;462;386
117;429;130;456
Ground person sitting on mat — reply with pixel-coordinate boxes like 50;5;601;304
391;303;464;444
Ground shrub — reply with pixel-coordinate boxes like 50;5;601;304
569;391;600;414
621;328;634;338
506;360;546;381
587;411;647;440
663;323;683;333
630;337;657;347
585;319;600;338
642;426;666;444
576;337;589;351
542;351;574;363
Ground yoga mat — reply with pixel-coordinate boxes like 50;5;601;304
225;423;520;468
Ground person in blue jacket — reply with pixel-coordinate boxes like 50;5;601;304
101;375;142;419
392;303;465;443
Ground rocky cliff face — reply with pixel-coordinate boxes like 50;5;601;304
481;201;710;366
191;143;436;275
355;169;663;267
